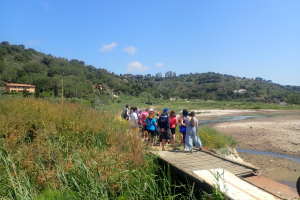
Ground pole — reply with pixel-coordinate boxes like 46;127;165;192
61;77;63;103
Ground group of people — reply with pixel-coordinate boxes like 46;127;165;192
121;105;203;152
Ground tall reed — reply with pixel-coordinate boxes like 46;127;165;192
0;97;199;199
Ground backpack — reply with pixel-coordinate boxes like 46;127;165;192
190;117;195;127
121;109;127;119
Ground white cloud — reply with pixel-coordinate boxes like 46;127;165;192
123;46;137;54
156;62;164;68
99;42;117;52
26;39;41;45
127;61;149;72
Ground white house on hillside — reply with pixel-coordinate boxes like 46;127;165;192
233;89;247;93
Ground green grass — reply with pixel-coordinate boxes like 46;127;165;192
1;97;226;199
199;127;237;149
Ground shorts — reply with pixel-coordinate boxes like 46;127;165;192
181;132;186;143
147;129;156;143
147;129;156;137
170;127;176;135
161;128;173;140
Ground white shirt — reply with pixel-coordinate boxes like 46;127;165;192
130;112;138;127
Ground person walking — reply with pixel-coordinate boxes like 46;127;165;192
157;108;178;151
141;108;150;139
129;107;139;128
146;109;157;148
155;112;162;146
122;104;130;120
169;110;178;143
178;110;187;149
184;111;203;151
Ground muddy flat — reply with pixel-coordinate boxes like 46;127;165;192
207;110;300;157
194;109;300;189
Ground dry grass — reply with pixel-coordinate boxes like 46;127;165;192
0;97;152;197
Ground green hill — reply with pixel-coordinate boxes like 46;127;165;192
0;41;299;105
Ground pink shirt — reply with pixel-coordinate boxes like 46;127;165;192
141;112;149;125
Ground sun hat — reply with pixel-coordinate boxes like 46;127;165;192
149;108;154;111
163;108;168;112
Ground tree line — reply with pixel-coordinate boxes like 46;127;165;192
1;41;300;104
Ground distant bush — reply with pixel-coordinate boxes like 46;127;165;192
14;54;27;62
287;94;300;105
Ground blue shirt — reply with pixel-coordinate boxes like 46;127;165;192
146;117;156;130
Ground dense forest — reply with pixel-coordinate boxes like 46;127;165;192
1;41;300;104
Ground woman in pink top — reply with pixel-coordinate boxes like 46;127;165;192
169;110;178;142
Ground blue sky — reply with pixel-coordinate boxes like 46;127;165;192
1;0;299;86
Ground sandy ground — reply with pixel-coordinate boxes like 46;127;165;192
200;109;300;187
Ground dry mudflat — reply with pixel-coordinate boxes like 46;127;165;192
194;109;300;186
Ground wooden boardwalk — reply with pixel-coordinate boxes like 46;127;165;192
150;150;283;199
152;150;259;177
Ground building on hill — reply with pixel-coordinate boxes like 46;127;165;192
5;83;36;93
94;84;103;90
233;89;247;93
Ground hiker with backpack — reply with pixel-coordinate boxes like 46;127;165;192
140;108;150;139
157;108;178;151
121;104;130;120
184;111;203;151
169;110;178;143
129;107;139;128
145;108;157;148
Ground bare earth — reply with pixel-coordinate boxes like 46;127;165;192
194;109;300;186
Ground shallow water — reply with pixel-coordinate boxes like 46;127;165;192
236;148;300;164
277;181;297;189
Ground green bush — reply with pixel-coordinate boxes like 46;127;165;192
287;94;300;105
199;127;237;149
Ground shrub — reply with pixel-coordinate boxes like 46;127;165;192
0;98;150;198
199;126;237;149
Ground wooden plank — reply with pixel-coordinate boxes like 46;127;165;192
175;161;236;167
185;166;252;172
193;169;279;200
186;166;253;172
173;163;250;171
168;157;221;162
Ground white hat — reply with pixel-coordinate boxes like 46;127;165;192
180;110;183;114
149;108;154;111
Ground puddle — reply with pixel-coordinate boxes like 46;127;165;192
237;148;300;190
236;148;300;164
277;181;297;189
198;115;262;126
